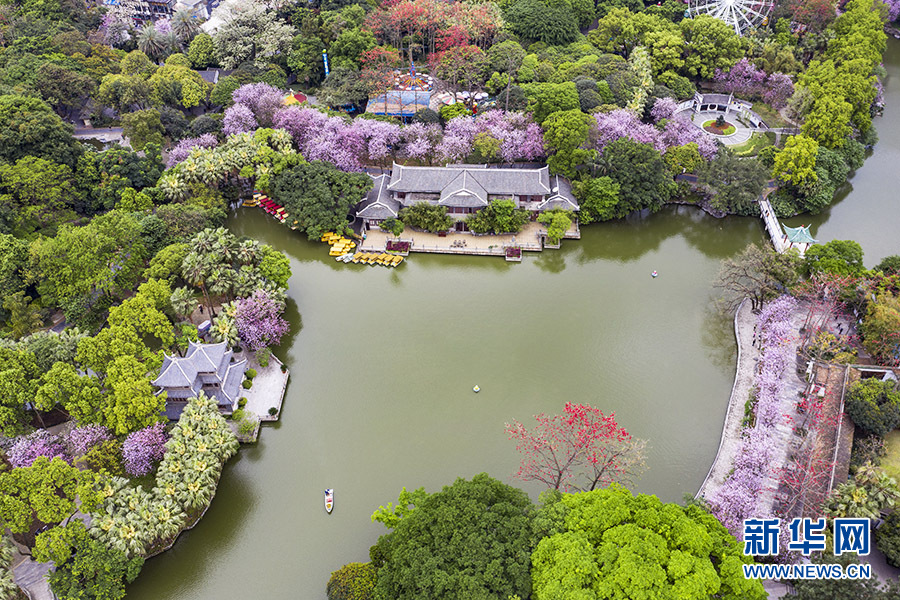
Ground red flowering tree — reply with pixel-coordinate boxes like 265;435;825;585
505;402;646;492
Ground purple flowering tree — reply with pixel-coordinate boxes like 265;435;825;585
594;109;664;152
714;59;766;97
273;107;328;147
354;118;401;168
232;83;285;128
400;122;443;163
234;289;290;352
223;104;258;136
762;73;795;110
650;97;679;123
9;430;69;468
708;296;798;544
166;133;219;167
68;425;113;456
437;116;478;163
659;118;719;160
884;0;900;21
122;422;168;477
304;116;366;171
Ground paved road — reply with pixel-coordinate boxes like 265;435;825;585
13;558;53;600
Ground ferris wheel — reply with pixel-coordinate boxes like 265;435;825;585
688;0;774;36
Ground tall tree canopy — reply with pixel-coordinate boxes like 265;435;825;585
270;161;372;240
531;487;766;600
0;95;81;167
371;473;535;600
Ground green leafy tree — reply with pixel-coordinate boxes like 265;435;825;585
34;362;104;423
591;138;673;217
120;50;157;78
679;15;742;78
3;292;42;339
148;64;210;108
773;135;819;187
0;155;78;236
572;176;621;224
371;487;430;529
0;347;40;434
97;74;152;114
397;203;454;234
34;63;97;121
188;33;215;69
505;0;580;46
211;75;242;107
379;217;405;237
104;354;166;435
466;200;529;234
259;245;292;289
700;151;770;216
804;239;865;276
531;486;766;600
520;82;580;124
30;211;147;320
663;143;704;175
538;210;574;244
319;67;370;110
844;378;900;437
543;109;594;178
35;521;143;600
0;457;101;550
0;95;81;167
270;161;372;240
327;562;377;600
122;109;165;151
371;474;534;600
330;28;376;70
877;511;900;568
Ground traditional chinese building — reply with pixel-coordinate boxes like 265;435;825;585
357;164;579;232
152;341;247;420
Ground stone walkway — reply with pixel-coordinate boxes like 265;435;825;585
12;556;53;600
359;221;580;256
240;351;289;422
697;299;757;501
688;111;754;145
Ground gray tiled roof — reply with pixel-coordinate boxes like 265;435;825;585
439;171;488;206
153;341;247;418
388;164;551;196
357;174;400;219
538;175;580;211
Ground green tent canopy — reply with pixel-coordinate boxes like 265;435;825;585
782;223;818;244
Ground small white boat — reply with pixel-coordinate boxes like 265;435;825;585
325;489;334;513
341;254;354;263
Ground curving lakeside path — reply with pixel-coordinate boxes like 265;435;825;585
696;298;756;502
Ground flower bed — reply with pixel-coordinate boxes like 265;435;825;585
702;119;736;136
505;247;521;258
386;240;410;253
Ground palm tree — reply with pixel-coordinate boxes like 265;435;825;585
181;253;215;316
171;9;200;43
137;25;166;61
236;240;261;266
170;287;198;324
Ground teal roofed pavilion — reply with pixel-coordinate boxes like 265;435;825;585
782;224;818;244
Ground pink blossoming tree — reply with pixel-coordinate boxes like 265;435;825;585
234;289;290;352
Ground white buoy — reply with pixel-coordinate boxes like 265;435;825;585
473;385;480;393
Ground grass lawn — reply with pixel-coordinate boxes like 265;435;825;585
702;119;736;135
730;132;774;157
882;431;900;481
751;102;791;129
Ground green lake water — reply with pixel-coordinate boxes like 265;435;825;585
127;39;900;600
